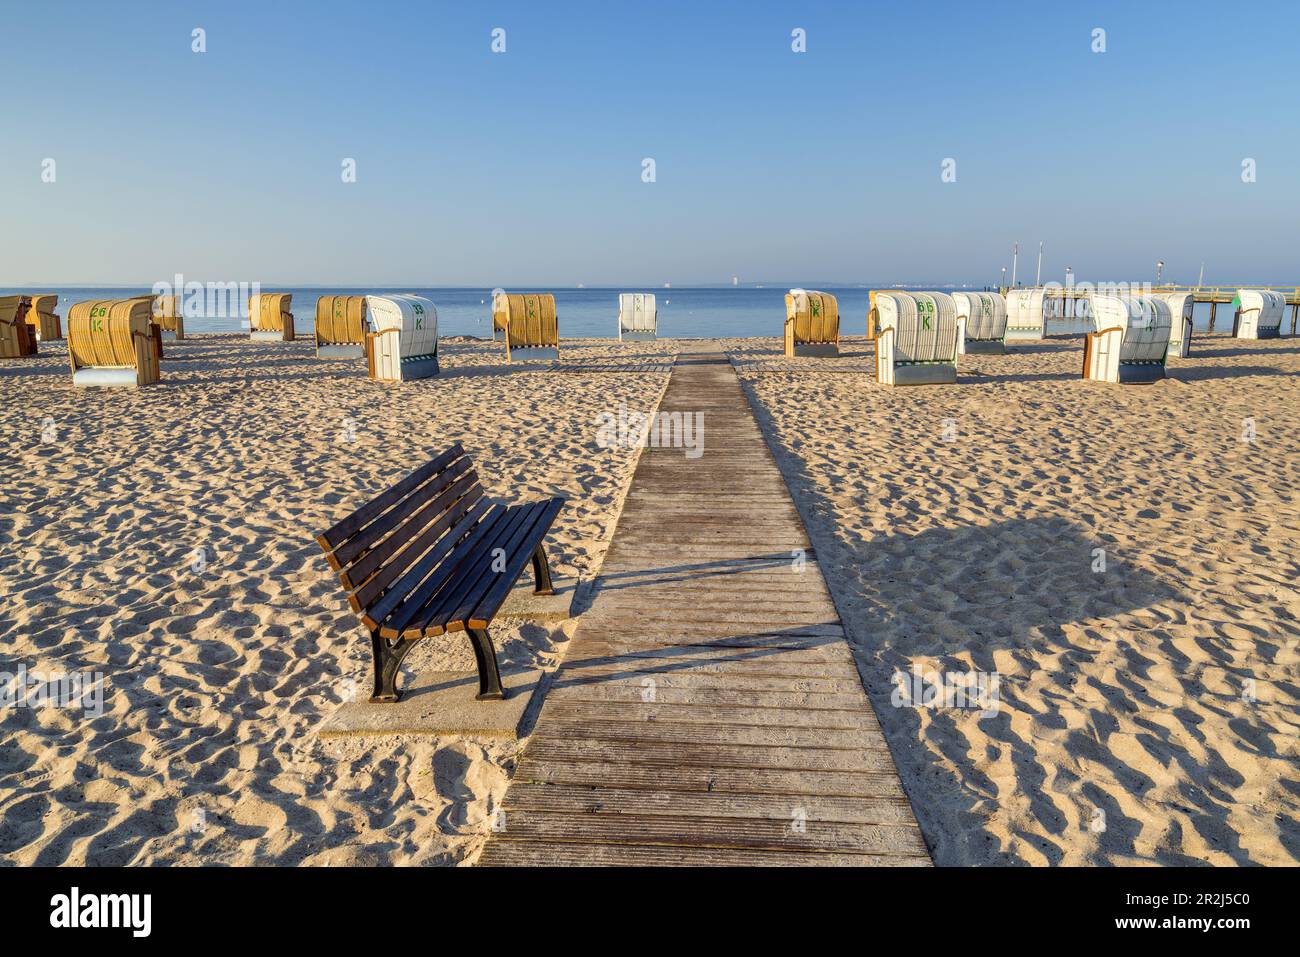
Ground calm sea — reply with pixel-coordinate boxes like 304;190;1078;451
1;285;1255;338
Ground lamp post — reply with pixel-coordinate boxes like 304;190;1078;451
1001;266;1007;291
1156;260;1164;285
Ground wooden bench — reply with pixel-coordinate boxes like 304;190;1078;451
315;443;564;703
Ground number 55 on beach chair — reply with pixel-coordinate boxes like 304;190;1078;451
315;295;367;359
870;291;959;386
67;298;161;386
783;289;839;357
493;292;559;363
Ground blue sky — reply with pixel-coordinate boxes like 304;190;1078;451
3;0;1297;286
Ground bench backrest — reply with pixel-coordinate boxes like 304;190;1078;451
316;295;367;346
785;289;839;344
315;443;488;629
67;298;159;383
365;294;438;380
0;295;36;357
952;292;1007;341
493;293;558;350
618;293;656;333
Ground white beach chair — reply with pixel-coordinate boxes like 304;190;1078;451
952;292;1008;354
618;293;657;341
1004;287;1047;342
1082;295;1171;384
1156;292;1194;358
871;291;959;386
1233;289;1285;339
364;294;439;381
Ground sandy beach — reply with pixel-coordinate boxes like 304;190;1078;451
0;334;673;865
733;334;1300;865
2;331;1297;867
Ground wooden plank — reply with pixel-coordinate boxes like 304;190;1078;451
539;699;879;730
479;840;928;867
489;808;928;857
522;738;896;773
512;757;911;800
537;718;882;749
502;783;916;825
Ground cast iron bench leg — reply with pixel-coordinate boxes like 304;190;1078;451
370;630;416;703
532;544;555;595
466;627;506;700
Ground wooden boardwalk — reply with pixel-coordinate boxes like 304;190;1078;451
480;344;930;865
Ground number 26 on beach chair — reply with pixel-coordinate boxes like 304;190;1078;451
870;291;959;386
493;292;560;363
315;295;367;359
783;289;840;357
67;298;162;386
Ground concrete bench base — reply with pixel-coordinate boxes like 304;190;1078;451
964;339;1005;355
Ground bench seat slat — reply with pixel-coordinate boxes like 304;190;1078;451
376;502;511;637
316;442;463;552
466;496;564;630
341;471;480;590
362;498;497;631
331;457;473;571
349;483;485;612
402;501;540;638
417;501;546;636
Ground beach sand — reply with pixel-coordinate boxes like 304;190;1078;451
732;333;1300;865
3;329;1297;867
0;334;673;865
